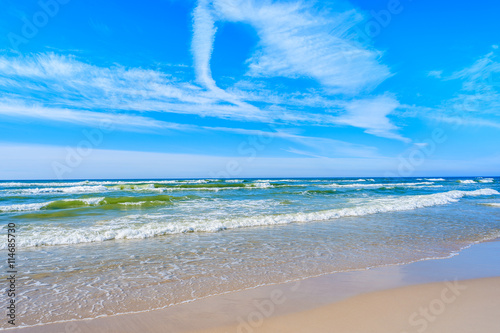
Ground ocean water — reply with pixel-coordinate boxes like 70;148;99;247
1;177;499;328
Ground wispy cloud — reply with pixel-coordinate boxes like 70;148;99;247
0;0;409;144
0;98;194;132
192;0;218;90
0;51;407;141
0;53;269;122
445;50;500;115
427;70;443;78
432;115;500;129
190;0;404;140
335;95;409;142
211;0;391;95
402;50;500;130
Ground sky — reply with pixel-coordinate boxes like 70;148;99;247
0;0;499;179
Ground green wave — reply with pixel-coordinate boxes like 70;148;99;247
42;200;90;210
40;194;200;211
306;190;337;195
101;194;176;205
0;196;31;201
16;208;101;219
280;200;294;205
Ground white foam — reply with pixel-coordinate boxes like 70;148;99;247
482;203;500;207
4;185;108;195
9;189;499;249
458;180;476;184
0;180;180;188
426;178;446;181
118;201;147;206
251;181;272;188
184;179;209;183
77;197;105;205
478;178;494;183
0;202;51;212
321;182;434;188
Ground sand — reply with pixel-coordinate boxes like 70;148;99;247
8;240;500;333
193;277;500;333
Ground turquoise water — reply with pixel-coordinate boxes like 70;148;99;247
1;177;499;327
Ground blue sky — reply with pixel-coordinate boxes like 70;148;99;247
0;0;499;179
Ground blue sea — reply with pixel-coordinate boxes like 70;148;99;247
1;177;499;328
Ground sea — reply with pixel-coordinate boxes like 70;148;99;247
1;177;499;328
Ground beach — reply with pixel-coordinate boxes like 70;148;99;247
2;0;498;330
8;239;500;332
1;177;499;331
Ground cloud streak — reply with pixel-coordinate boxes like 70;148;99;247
211;0;391;94
0;0;409;144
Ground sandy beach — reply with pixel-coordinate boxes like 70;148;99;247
194;277;500;333
9;239;500;333
2;0;499;330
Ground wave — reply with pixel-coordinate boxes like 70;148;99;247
106;184;162;191
8;189;498;248
153;182;304;190
0;181;315;197
343;178;375;182
426;178;446;181
0;180;182;188
0;195;199;212
320;182;435;188
458;180;476;184
1;185;109;196
154;183;248;189
481;203;500;207
306;190;337;195
478;178;494;183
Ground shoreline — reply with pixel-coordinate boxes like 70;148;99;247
7;238;500;332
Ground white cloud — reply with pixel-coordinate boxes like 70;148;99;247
0;53;270;122
433;115;500;129
427;70;443;78
0;0;408;143
0;96;384;158
0;98;194;132
192;0;218;90
410;51;500;129
335;95;409;142
197;0;391;95
189;0;404;140
439;51;500;121
0;52;407;141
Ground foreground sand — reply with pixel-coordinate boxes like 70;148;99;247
193;277;500;333
9;240;500;333
11;277;500;333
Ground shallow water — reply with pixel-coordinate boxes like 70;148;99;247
1;177;499;327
